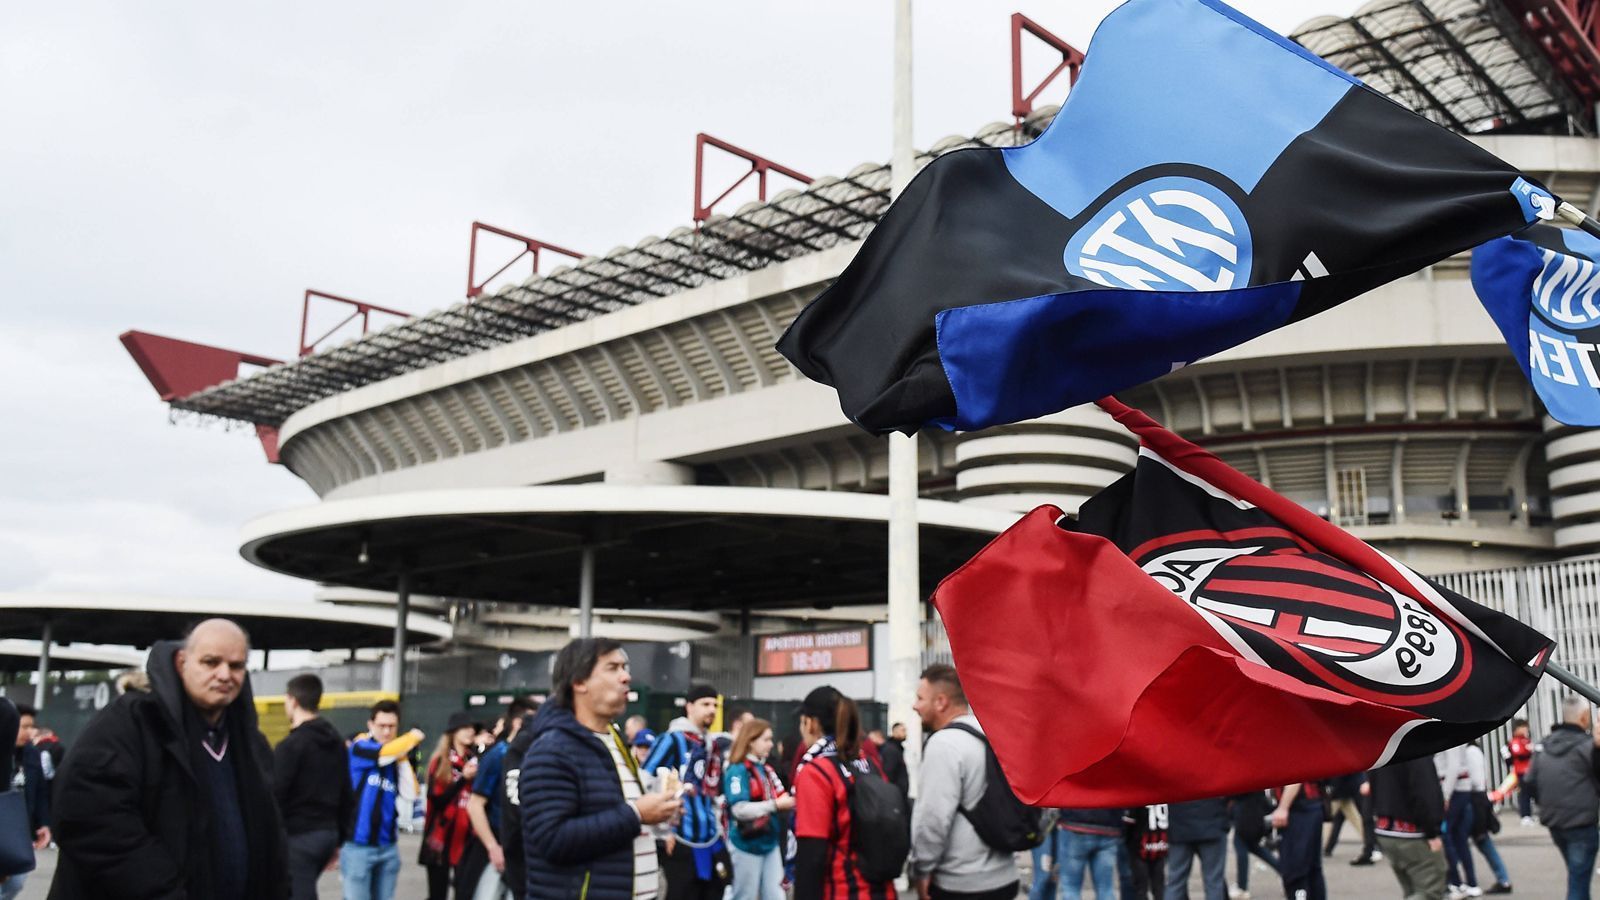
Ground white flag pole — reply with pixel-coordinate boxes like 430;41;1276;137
886;0;924;800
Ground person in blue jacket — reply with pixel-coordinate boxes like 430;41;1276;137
722;717;792;900
522;638;680;899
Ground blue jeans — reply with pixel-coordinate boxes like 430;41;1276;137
730;845;785;900
341;841;401;900
1232;830;1279;892
1472;833;1510;886
1444;791;1477;888
1551;824;1599;900
1165;838;1227;900
1058;830;1118;900
1030;829;1066;900
0;872;26;900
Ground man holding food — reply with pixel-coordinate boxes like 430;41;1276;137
522;638;681;899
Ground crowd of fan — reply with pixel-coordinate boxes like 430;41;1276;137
1;621;1597;900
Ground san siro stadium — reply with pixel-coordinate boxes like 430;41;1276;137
119;0;1600;732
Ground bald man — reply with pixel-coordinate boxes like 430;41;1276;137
49;618;288;900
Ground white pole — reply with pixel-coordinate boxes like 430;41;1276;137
578;546;596;638
887;0;923;800
34;621;51;711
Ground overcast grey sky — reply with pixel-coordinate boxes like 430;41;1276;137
0;1;1365;605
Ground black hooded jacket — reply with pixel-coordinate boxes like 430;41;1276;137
47;640;288;900
273;716;355;841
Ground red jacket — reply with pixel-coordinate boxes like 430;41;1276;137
1506;735;1533;777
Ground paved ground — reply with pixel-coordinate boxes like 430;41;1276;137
13;811;1590;897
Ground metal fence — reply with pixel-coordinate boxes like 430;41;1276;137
921;555;1600;790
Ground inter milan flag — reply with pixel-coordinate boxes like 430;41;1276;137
933;399;1553;807
1473;224;1600;426
777;0;1559;436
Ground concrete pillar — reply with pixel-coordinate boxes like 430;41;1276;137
34;621;51;711
578;547;597;638
387;571;411;695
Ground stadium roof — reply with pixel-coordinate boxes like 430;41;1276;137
162;110;1060;428
1291;0;1586;134
238;484;1013;609
0;640;142;672
156;0;1600;431
0;594;453;651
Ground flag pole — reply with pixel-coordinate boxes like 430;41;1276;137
886;0;923;802
1555;201;1600;241
1547;659;1600;706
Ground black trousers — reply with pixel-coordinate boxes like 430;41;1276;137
661;840;728;900
456;840;492;899
425;862;451;900
930;882;1019;900
1280;803;1327;900
286;828;339;900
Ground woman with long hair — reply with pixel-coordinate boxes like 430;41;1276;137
420;712;479;900
791;686;897;900
725;717;794;900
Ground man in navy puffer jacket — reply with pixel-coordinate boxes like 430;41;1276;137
523;638;680;899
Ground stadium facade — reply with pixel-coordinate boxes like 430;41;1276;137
124;0;1600;681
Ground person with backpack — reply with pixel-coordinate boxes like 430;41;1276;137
724;717;793;900
909;664;1020;900
792;685;904;900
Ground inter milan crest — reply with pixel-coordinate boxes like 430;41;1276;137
1064;173;1254;292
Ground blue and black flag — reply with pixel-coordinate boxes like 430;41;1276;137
1473;224;1600;426
777;0;1558;435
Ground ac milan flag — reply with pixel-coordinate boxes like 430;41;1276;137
776;0;1558;436
933;399;1552;807
1472;224;1600;426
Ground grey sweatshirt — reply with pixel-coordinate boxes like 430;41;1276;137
909;714;1018;892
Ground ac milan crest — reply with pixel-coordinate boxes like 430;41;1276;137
1133;526;1468;703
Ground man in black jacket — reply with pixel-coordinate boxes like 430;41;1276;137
1164;797;1230;899
274;673;355;900
1524;695;1600;900
1370;756;1447;900
879;722;910;798
47;618;288;900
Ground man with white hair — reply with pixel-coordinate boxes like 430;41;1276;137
1524;695;1600;900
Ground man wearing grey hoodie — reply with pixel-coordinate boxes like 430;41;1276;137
909;664;1018;900
1525;696;1600;900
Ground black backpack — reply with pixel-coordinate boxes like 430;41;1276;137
833;755;910;883
944;722;1046;851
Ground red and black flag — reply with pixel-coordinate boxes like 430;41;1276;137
933;399;1552;807
776;0;1557;436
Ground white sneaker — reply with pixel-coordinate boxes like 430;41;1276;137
1447;886;1466;900
1520;816;1535;826
1464;888;1484;898
1228;887;1250;900
1371;849;1383;862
